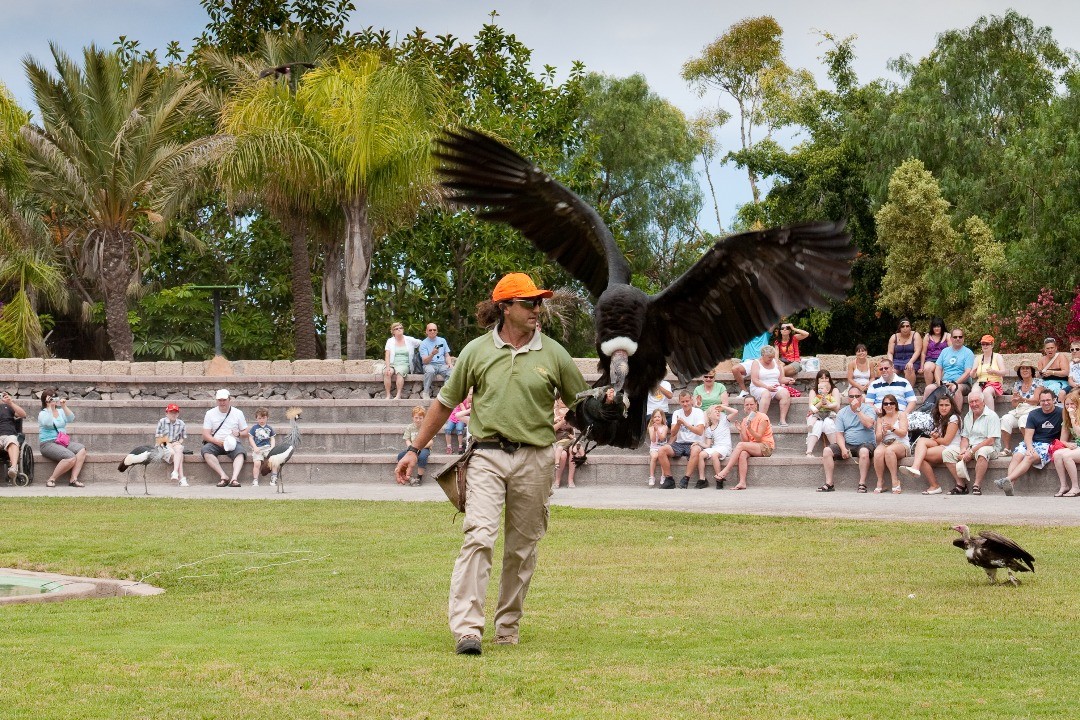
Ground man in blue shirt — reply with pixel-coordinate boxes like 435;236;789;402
926;327;975;411
819;386;877;492
419;323;453;400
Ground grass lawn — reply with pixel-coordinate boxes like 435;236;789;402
1;498;1078;719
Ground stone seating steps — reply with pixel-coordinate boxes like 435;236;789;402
21;450;1058;495
21;419;851;456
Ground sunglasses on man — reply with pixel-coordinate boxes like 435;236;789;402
508;298;543;309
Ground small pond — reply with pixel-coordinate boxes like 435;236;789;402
0;569;163;605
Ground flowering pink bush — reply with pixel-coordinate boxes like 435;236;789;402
987;287;1080;353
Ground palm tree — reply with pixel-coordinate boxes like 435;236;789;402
301;53;444;359
0;83;66;357
218;50;444;359
19;44;223;360
208;30;335;359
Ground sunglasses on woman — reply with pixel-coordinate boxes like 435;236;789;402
882;401;897;407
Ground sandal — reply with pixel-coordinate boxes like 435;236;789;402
972;486;982;495
873;487;883;494
816;483;835;492
45;480;56;487
1066;489;1080;497
891;485;902;494
1055;489;1069;498
68;479;84;488
948;485;969;495
857;484;867;493
217;479;229;487
229;480;241;487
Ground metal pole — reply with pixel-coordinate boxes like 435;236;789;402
213;289;223;357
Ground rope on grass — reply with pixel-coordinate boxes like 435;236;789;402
138;550;326;584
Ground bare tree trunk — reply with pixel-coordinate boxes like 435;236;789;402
321;231;344;360
280;212;318;359
342;193;373;360
101;228;135;361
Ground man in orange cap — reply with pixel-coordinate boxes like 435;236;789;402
397;272;618;655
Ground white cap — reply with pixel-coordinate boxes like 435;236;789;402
215;389;231;400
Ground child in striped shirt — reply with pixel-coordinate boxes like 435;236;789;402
156;403;188;486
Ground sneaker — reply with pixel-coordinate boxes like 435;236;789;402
455;634;482;655
678;476;690;489
178;477;188;487
270;474;278;486
420;390;430;400
410;477;422;487
659;476;676;489
715;477;725;490
955;461;971;482
903;465;921;477
647;476;655;487
737;390;749;398
170;470;179;481
252;479;259;487
994;477;1014;496
7;467;17;481
493;634;518;645
694;478;708;489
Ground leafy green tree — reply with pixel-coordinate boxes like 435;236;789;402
19;44;221;360
209;29;337;359
0;85;65;357
682;16;814;209
575;72;704;290
194;0;355;57
361;23;589;355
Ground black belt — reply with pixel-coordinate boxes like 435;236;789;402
472;437;541;454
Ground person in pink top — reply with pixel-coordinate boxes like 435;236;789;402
442;390;472;453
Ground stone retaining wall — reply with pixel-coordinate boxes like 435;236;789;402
0;353;1047;402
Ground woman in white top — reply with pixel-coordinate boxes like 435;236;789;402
903;394;961;494
846;344;876;395
698;403;738;483
872;393;909;494
383;321;420;400
749;345;794;426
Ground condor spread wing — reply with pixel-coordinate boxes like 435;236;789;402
647;222;854;383
434;128;630;296
978;530;1036;572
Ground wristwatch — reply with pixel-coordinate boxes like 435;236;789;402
405;445;422;456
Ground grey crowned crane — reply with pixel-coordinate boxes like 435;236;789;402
118;444;173;495
952;524;1036;585
260;408;302;493
434;128;855;449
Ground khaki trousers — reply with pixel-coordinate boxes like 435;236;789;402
449;445;552;640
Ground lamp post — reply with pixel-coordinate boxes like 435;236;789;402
190;285;242;359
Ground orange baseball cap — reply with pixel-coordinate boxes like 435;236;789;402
980;334;994;345
491;272;553;302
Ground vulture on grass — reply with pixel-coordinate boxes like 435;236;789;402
951;524;1036;585
434;128;855;448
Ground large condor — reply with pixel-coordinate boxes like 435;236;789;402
435;128;855;449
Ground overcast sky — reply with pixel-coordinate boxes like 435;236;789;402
2;1;1078;232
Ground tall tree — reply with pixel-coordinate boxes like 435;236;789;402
19;44;221;360
575;72;705;291
210;29;336;359
0;84;66;357
682;16;813;209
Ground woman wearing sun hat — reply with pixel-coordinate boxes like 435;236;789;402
1001;358;1042;453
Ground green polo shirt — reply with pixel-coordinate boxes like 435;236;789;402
438;327;589;447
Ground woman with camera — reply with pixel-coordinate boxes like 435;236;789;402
38;389;88;487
